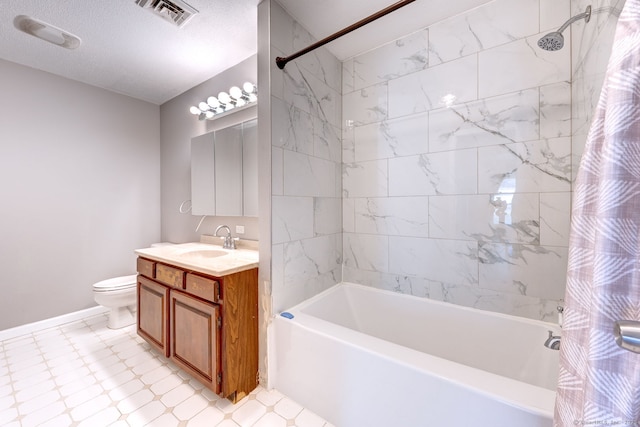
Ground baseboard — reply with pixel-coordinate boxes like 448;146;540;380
0;306;110;342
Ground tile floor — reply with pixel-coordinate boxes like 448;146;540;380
0;313;332;427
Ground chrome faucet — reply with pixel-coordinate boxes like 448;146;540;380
215;225;236;250
544;330;561;350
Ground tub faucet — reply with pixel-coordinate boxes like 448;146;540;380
215;225;236;250
544;330;561;350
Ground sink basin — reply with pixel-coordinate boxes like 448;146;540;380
177;249;228;259
135;242;259;276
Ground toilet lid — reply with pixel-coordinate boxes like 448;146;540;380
93;274;137;291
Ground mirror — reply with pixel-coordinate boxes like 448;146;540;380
191;118;258;217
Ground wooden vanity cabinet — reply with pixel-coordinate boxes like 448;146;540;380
170;290;221;393
137;275;170;357
136;257;258;403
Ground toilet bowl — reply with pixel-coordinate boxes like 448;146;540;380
93;275;137;329
93;242;174;329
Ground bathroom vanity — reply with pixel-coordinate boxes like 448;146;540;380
134;242;258;403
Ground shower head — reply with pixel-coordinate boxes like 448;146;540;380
538;32;565;51
538;5;592;51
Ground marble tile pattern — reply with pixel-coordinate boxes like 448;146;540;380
267;0;616;322
0;314;333;427
341;0;576;322
270;1;343;313
570;0;624;180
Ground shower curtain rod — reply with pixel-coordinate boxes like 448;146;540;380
275;0;416;70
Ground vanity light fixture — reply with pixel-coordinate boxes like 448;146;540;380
190;82;257;120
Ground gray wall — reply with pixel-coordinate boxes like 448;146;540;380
160;55;258;244
0;59;160;330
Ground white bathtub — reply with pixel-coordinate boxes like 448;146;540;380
272;282;559;427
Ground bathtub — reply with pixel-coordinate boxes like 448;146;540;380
272;282;559;427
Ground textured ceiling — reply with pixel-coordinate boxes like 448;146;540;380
0;0;259;105
0;0;493;105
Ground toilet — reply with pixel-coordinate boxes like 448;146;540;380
93;242;173;329
93;274;138;329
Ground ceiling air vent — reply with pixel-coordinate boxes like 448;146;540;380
135;0;198;27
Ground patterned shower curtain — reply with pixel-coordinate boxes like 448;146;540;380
554;1;640;425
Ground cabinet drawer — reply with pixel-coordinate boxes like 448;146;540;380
186;273;219;303
156;264;185;289
137;257;155;278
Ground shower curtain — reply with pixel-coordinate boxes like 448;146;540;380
554;1;640;425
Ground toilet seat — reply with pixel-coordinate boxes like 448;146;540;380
93;274;137;292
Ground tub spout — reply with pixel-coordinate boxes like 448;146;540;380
544;330;561;350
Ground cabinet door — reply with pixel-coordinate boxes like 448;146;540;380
137;276;170;357
242;118;258;217
214;124;243;216
191;132;216;215
170;290;221;394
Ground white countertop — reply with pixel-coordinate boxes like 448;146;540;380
135;242;259;277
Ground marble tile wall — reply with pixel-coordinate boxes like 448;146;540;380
269;1;343;313
342;0;576;322
266;0;622;322
571;0;626;177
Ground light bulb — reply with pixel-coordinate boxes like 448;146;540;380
229;86;242;100
243;82;255;93
235;98;247;107
189;106;201;115
198;101;209;111
207;96;220;108
248;93;257;103
225;102;235;111
218;91;231;104
205;110;215;119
